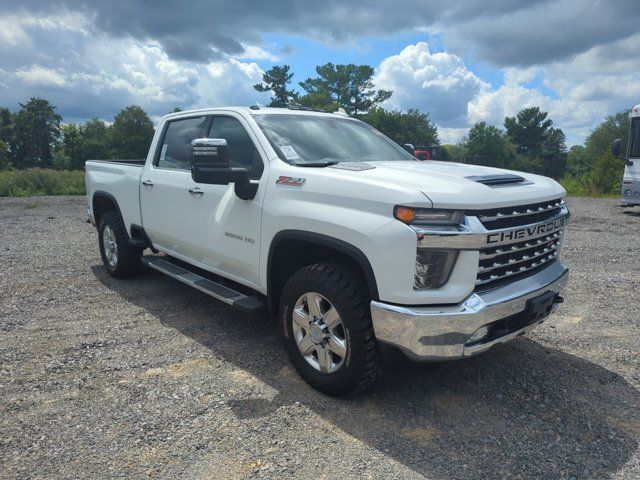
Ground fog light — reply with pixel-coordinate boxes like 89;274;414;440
467;325;490;344
414;249;458;289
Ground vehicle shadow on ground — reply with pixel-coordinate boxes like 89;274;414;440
93;265;640;480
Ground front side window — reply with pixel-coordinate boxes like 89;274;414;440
253;114;414;165
157;116;208;170
629;117;640;158
208;116;263;179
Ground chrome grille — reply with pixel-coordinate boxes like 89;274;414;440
476;230;564;289
470;198;564;230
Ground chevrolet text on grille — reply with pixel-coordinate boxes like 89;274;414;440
487;217;568;245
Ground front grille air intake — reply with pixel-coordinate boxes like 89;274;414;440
468;198;564;230
476;231;563;289
470;198;566;290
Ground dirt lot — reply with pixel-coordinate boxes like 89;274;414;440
1;196;639;479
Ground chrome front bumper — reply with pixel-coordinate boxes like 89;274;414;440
370;261;569;361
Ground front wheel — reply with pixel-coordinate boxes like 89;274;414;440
280;263;382;396
98;211;142;278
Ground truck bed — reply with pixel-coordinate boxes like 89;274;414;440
85;159;145;232
87;159;146;166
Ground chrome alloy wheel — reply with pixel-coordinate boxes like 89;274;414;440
292;292;348;374
102;225;118;268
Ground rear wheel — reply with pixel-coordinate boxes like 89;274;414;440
280;263;382;396
98;211;142;278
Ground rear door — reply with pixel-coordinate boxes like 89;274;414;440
182;113;266;285
140;115;209;254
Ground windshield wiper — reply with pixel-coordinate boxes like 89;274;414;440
294;161;339;167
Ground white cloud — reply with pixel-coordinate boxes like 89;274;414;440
15;65;67;87
468;34;640;144
375;37;640;145
234;44;279;62
0;11;270;121
468;84;552;126
374;42;488;126
196;58;268;107
438;127;469;144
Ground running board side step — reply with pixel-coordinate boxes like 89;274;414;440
142;257;263;314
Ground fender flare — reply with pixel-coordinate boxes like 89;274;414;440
92;191;124;226
267;230;380;311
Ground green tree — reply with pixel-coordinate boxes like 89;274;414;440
462;122;518;169
566;145;591;177
253;65;298;108
504;107;566;178
0;107;12;146
358;108;439;147
109;106;154;159
590;151;624;194
61;124;85;169
584;109;630;161
82;119;110;161
295;90;341;112
440;144;466;162
0;140;10;170
52;148;71;170
299;63;392;115
540;127;567;178
11;98;62;168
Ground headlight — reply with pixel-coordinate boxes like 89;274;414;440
414;249;458;289
394;206;463;226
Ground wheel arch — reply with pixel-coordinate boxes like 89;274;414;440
92;191;124;230
266;230;379;315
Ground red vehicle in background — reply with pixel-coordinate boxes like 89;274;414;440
414;146;439;160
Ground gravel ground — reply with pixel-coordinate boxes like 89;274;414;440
1;196;639;480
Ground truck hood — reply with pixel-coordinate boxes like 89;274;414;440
329;160;566;209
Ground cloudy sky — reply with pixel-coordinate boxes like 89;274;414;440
1;0;638;144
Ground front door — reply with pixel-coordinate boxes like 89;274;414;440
182;114;266;285
140;115;209;254
622;116;640;204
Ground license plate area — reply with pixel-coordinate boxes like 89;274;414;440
526;290;557;322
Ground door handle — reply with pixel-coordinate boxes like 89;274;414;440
142;179;154;187
188;187;204;196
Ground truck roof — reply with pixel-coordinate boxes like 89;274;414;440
163;106;353;121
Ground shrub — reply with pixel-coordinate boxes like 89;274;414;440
0;168;85;196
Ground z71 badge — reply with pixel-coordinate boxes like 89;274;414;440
276;176;305;186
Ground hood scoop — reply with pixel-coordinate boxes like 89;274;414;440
329;162;376;171
466;174;530;187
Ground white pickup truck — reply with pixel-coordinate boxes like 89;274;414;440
85;107;570;395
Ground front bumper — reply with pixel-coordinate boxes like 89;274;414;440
370;261;569;361
621;179;640;205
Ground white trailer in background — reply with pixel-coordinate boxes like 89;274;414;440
614;104;640;206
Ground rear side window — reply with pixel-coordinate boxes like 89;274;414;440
208;116;264;179
157;116;208;170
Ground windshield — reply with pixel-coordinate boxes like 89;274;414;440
629;117;640;158
253;114;414;165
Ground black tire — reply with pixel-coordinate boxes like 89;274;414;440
279;263;382;396
98;211;142;278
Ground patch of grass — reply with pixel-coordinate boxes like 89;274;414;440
0;169;85;197
23;201;43;209
559;176;619;198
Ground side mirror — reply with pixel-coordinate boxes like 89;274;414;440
612;138;623;158
190;138;258;200
403;143;415;156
